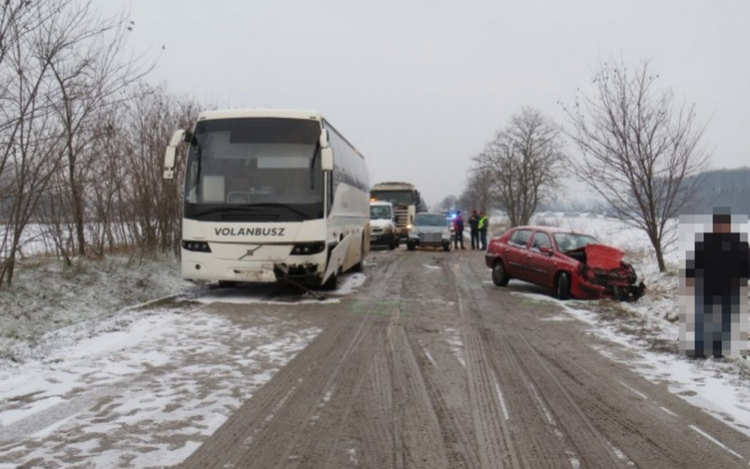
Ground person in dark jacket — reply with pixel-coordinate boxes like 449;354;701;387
684;211;750;358
453;212;465;249
477;212;488;250
468;210;479;250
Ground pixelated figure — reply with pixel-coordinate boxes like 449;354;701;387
680;209;750;358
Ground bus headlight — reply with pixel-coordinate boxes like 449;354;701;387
290;242;326;255
182;240;212;253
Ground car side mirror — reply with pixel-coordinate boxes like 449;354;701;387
539;246;553;256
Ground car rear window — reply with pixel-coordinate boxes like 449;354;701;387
509;229;532;248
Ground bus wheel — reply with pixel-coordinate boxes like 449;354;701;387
218;281;237;288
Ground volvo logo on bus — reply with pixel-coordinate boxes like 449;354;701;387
238;246;263;260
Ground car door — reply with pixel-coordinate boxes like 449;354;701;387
526;231;555;288
504;229;532;279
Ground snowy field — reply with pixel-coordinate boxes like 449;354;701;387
0;252;366;468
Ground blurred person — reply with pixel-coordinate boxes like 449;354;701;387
478;212;488;251
453;211;465;249
682;209;750;358
469;210;479;250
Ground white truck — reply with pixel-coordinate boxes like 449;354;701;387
370;181;426;242
369;201;398;250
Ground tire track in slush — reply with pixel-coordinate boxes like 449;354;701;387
450;258;596;469
178;255;405;469
460;255;749;469
446;259;522;469
401;258;483;469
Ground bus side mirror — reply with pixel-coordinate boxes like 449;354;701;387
164;129;186;180
321;147;333;171
164;146;177;179
319;129;329;148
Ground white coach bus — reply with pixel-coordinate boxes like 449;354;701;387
163;109;370;289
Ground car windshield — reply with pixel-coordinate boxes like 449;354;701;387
553;233;598;251
414;214;448;227
370;205;392;220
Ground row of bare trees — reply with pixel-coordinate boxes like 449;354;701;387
0;1;202;287
459;60;709;272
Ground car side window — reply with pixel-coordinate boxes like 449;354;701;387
509;229;532;248
531;232;551;251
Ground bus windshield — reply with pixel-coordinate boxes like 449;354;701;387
185;118;324;213
370;190;417;206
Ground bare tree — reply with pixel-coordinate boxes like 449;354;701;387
563;59;709;272
438;194;458;212
48;1;152;257
0;0;80;285
474;107;566;227
458;167;494;214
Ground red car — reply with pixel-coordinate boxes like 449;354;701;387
484;226;645;301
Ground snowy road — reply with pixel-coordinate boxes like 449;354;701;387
179;249;750;469
2;248;750;468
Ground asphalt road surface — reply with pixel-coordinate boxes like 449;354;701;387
178;248;750;469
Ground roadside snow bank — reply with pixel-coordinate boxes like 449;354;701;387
0;256;196;363
0;306;321;468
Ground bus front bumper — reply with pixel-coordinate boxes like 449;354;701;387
182;249;324;284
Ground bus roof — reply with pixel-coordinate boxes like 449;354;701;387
198;109;322;121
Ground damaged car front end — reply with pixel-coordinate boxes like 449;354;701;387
563;243;646;302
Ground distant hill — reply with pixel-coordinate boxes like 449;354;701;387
539;167;750;217
683;166;750;216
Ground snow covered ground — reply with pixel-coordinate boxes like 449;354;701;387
1;213;748;466
0;254;366;468
515;213;750;438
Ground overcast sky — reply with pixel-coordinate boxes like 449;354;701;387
104;0;749;207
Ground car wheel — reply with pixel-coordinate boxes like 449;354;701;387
407;241;415;251
492;260;510;286
443;242;451;252
556;272;570;300
388;236;395;250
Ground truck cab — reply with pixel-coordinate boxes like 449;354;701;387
369;201;398;250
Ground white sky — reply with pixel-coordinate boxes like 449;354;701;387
104;1;750;206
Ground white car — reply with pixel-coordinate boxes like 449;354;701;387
370;201;398;250
406;212;452;251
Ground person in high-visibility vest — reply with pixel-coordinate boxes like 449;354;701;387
477;212;488;250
